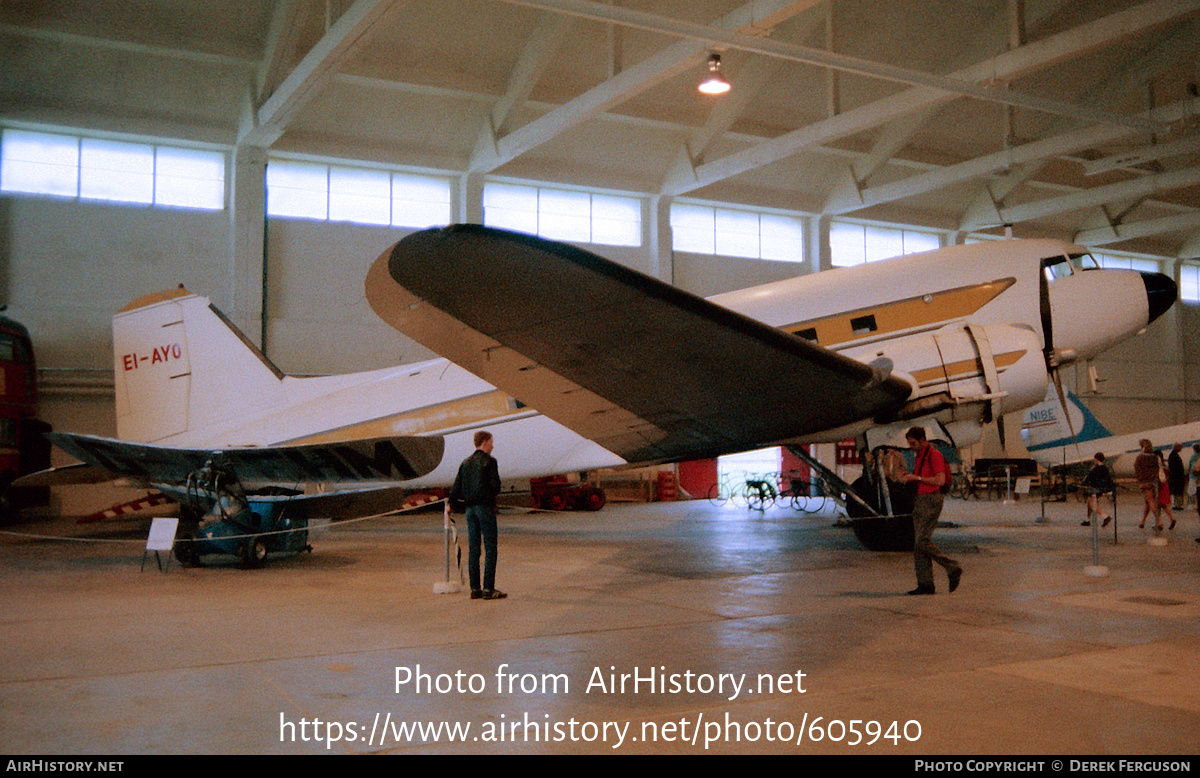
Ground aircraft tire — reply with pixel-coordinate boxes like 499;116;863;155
580;486;606;511
850;514;915;552
240;537;268;569
175;539;201;568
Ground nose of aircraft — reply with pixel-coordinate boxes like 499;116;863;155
1141;271;1177;324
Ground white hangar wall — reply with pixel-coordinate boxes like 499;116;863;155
0;196;232;371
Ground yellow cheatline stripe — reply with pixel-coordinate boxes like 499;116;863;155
287;391;524;445
783;278;1016;346
117;286;193;313
910;350;1026;387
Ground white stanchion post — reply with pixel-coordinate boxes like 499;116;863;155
433;502;462;594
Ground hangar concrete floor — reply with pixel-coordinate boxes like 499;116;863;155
1;492;1198;755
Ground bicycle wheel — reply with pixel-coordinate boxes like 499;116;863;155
708;482;728;507
744;482;774;511
787;480;810;511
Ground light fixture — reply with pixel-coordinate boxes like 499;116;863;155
698;53;731;95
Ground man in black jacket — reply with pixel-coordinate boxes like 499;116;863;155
450;430;505;600
1081;452;1115;527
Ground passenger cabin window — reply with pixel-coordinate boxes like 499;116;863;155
850;315;877;335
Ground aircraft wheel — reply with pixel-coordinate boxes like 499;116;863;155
581;486;606;511
850;515;915;552
175;538;201;567
240;537;269;569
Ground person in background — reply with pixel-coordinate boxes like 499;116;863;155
1157;450;1177;531
1080;452;1114;528
1187;443;1200;508
1133;439;1162;531
1168;442;1186;512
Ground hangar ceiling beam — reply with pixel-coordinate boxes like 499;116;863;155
1180;231;1200;257
1074;210;1200;246
826;97;1200;217
660;0;1197;195
469;12;574;172
957;18;1199;230
469;0;819;173
820;0;1070;212
242;0;412;147
0;22;258;68
993;163;1200;226
256;0;309;101
1081;133;1200;177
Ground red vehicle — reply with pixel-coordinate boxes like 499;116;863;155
0;312;50;515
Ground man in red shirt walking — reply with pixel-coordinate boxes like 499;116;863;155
900;426;962;596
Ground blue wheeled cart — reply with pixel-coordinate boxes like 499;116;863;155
173;456;312;568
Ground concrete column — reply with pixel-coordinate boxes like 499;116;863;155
459;172;484;224
806;215;830;273
649;195;673;285
227;144;267;349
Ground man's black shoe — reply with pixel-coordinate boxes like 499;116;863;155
483;589;507;600
907;586;935;596
470;590;484;599
948;568;962;593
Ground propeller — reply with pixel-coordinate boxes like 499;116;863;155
1039;260;1082;463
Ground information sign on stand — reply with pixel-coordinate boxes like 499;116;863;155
142;517;179;573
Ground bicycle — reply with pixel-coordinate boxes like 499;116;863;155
707;473;746;508
779;472;833;514
742;475;777;511
951;468;982;500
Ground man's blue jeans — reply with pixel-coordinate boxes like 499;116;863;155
465;504;498;592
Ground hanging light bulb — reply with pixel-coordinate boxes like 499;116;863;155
698;53;731;95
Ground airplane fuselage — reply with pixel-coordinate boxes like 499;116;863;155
113;237;1174;487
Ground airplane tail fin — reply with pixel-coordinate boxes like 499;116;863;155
113;288;284;443
1019;387;1112;453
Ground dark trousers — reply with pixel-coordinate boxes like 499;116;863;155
466;504;498;592
913;492;959;588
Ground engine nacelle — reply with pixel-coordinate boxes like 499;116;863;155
846;322;1048;428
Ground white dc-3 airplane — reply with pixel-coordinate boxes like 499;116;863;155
36;225;1176;559
1021;388;1200;474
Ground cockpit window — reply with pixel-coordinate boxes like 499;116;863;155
1042;253;1098;282
1069;252;1098;271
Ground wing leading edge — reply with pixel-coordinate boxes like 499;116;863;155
366;225;912;464
46;432;446;486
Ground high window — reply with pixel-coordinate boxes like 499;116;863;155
266;159;452;228
830;221;940;267
1092;250;1162;275
1178;263;1198;303
1;128;225;210
483;182;641;247
670;202;803;261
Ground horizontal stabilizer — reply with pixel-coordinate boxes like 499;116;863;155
155;483;416;522
47;432;445;486
368;225;913;463
13;462;119;488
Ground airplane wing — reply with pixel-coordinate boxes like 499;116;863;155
152;483;418;522
366;225;913;464
45;432;445;486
